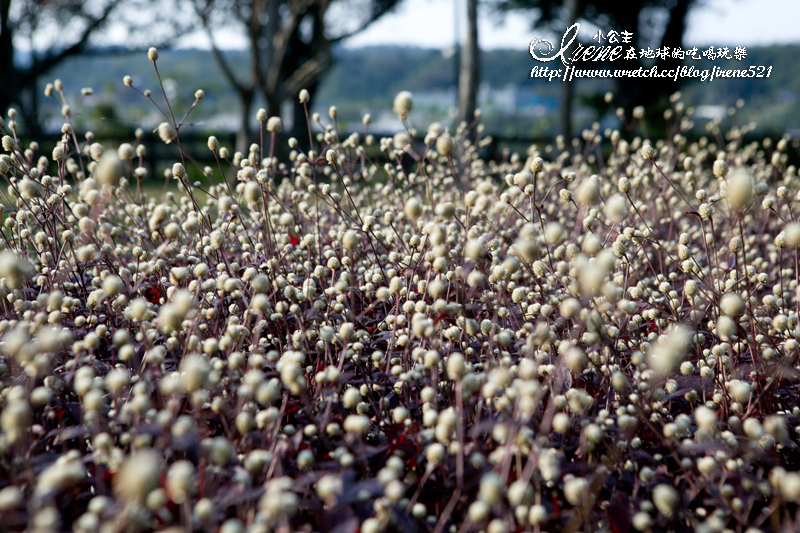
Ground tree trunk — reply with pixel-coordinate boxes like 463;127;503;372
656;0;691;98
0;0;17;116
252;90;284;162
291;81;318;150
236;89;254;155
616;0;691;114
559;0;579;141
559;75;574;141
19;82;43;139
457;0;480;127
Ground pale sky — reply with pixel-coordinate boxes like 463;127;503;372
177;0;800;51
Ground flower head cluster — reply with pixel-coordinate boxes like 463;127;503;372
0;58;798;533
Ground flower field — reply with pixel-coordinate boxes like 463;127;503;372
0;51;798;533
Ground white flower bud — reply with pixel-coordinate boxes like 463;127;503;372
563;476;587;505
393;91;413;117
436;133;454;156
720;292;745;316
652;484;679;517
114;451;161;502
478;473;505;505
172;162;187;179
426;442;445;465
712;159;728;178
267;116;283;133
157;122;177;144
102;275;124;297
695;405;717;430
166;461;196;504
726;168;754;211
727;380;752;403
404;197;423;221
95;151;124;187
446;352;466;381
0;251;30;289
343;230;360;251
244;181;262;206
181;354;210;392
343;414;370;435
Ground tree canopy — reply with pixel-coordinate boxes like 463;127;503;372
494;0;696;112
194;0;401;149
0;0;189;134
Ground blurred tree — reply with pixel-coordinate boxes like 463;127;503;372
494;0;696;138
457;0;480;128
0;0;188;136
0;0;121;134
559;0;577;140
193;0;400;152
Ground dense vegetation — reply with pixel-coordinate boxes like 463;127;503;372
36;44;800;138
1;50;800;532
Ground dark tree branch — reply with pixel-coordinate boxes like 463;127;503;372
22;0;123;86
328;0;399;43
278;53;330;102
194;0;398;148
0;0;16;104
248;0;268;92
196;4;252;95
265;0;310;99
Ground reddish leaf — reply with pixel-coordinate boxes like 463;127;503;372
607;497;631;533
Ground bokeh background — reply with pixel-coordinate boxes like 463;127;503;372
1;0;799;157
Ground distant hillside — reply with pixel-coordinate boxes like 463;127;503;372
38;43;800;138
679;45;800;133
